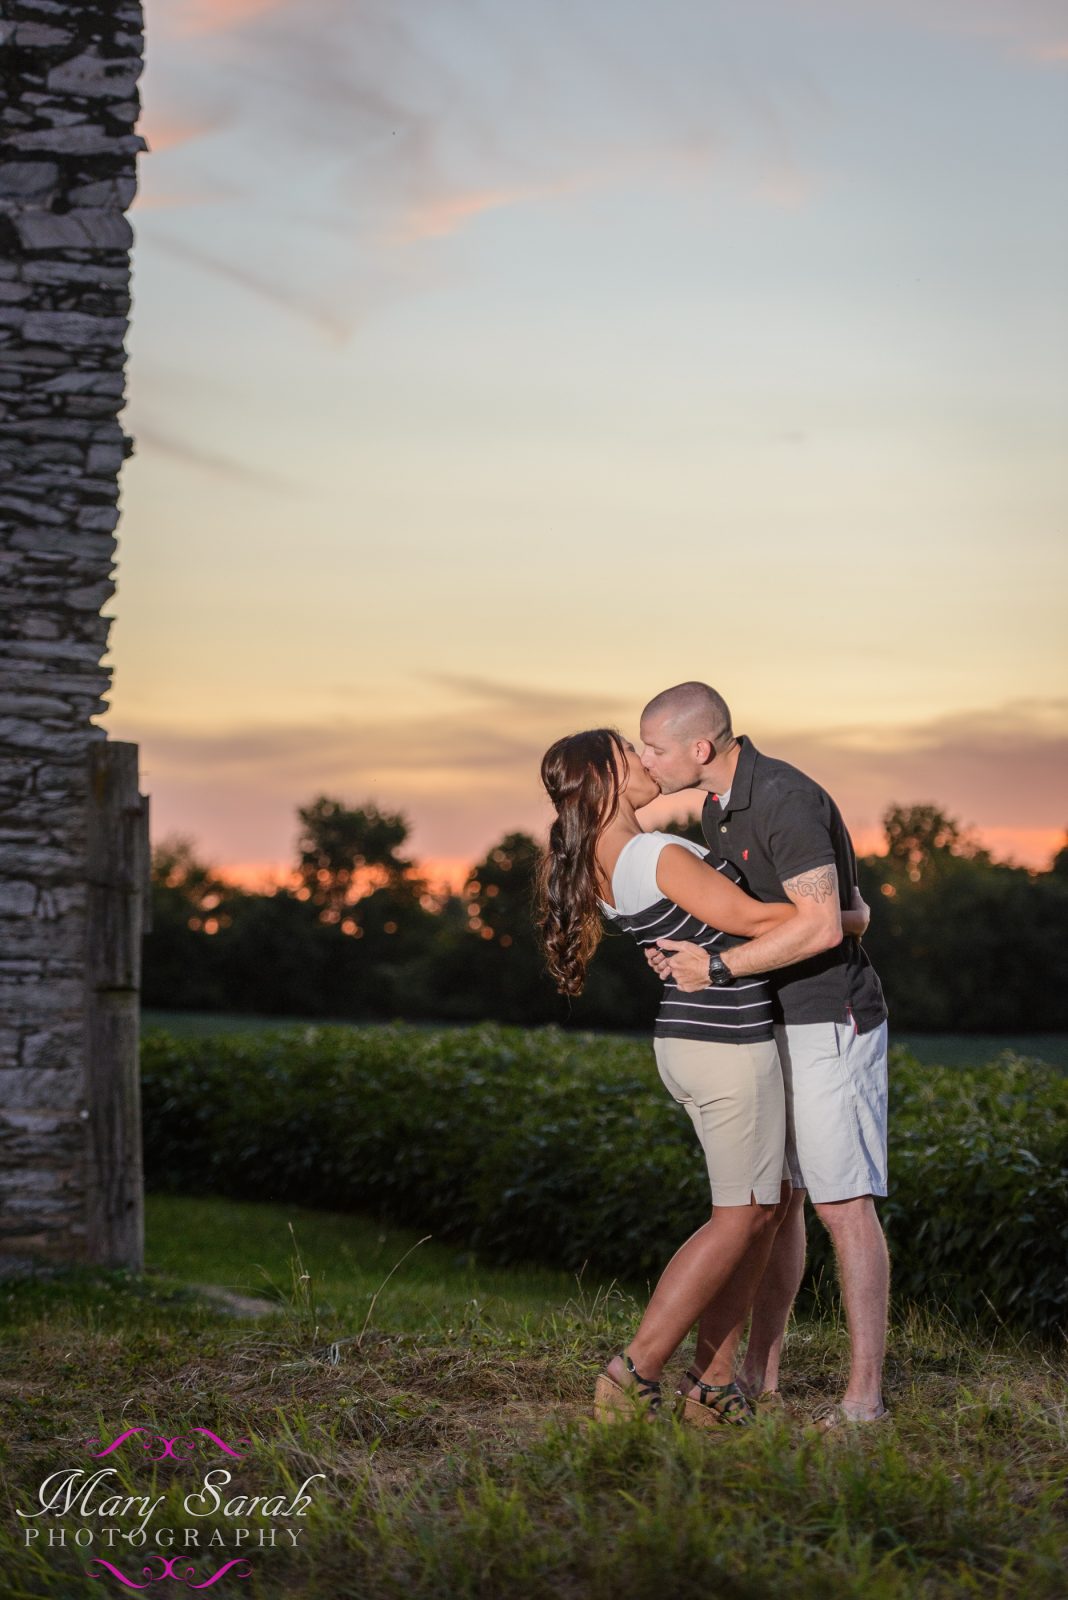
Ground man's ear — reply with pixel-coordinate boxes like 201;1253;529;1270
694;739;714;766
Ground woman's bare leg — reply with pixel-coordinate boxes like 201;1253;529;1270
604;1199;777;1392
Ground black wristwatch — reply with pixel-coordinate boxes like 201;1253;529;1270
706;952;735;987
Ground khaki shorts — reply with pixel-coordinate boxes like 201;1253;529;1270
775;1019;889;1203
653;1035;788;1207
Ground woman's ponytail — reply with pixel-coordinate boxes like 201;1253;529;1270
536;729;626;996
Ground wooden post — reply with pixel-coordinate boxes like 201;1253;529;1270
84;741;149;1269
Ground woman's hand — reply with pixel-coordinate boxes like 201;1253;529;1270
645;939;709;991
645;944;672;979
842;883;870;940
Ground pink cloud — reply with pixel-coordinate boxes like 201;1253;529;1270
392;184;539;243
163;0;294;39
138;111;230;154
131;186;237;212
388;171;599;244
1032;39;1068;62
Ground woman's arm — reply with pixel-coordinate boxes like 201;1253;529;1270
654;845;796;939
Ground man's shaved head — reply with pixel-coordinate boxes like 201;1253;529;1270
641;681;734;750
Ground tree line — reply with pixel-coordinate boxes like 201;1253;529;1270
144;798;1068;1033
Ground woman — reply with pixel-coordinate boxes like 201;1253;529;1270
537;727;868;1426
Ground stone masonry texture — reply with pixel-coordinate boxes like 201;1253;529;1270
0;1;146;1266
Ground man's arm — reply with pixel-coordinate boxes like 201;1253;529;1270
651;864;844;991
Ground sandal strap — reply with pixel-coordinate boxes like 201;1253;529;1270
624;1353;663;1411
682;1371;753;1420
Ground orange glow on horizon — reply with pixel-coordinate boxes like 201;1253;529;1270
209;826;1063;897
214;854;475;896
850;825;1065;870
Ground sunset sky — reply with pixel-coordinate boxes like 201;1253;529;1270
103;0;1067;888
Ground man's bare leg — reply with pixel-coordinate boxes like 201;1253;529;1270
739;1185;807;1394
681;1209;781;1391
812;1194;889;1416
687;1177;796;1388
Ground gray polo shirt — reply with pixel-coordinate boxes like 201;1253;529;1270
701;736;888;1032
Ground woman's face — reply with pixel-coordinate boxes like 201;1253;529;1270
618;738;661;808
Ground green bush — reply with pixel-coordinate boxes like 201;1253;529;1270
140;1025;1067;1336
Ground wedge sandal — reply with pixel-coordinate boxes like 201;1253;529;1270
593;1353;663;1422
674;1370;756;1429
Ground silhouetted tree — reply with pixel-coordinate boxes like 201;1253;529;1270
295;797;415;921
857;805;1068;1030
143;835;243;1011
143;803;1068;1034
882;802;989;882
151;833;228;909
1049;831;1068;880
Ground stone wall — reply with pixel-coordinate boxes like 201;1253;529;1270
0;0;147;1268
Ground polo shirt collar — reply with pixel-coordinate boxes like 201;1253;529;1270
715;735;757;816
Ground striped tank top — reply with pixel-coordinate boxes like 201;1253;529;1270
599;831;775;1045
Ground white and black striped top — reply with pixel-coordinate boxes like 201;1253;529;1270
600;832;775;1045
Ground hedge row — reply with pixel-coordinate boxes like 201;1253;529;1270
140;1024;1068;1336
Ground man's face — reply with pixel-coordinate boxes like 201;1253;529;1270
638;713;704;794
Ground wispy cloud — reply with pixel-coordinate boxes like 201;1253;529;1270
149;0;814;262
142;229;354;343
427;675;629;716
802;0;1068;66
132;421;304;493
766;699;1068;836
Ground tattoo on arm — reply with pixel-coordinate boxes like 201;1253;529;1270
782;865;838;904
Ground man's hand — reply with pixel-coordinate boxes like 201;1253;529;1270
651;938;710;992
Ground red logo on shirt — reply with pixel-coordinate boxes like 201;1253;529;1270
742;849;749;861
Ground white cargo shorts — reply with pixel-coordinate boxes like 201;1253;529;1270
774;1018;889;1203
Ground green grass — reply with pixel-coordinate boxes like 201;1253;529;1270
141;1009;1068;1069
1;1196;1065;1598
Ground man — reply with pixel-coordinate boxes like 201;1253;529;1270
639;681;889;1426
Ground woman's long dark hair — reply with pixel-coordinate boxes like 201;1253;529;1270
537;728;627;996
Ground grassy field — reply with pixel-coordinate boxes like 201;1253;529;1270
1;1196;1065;1598
141;1009;1068;1069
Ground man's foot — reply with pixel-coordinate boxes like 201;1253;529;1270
809;1400;890;1435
